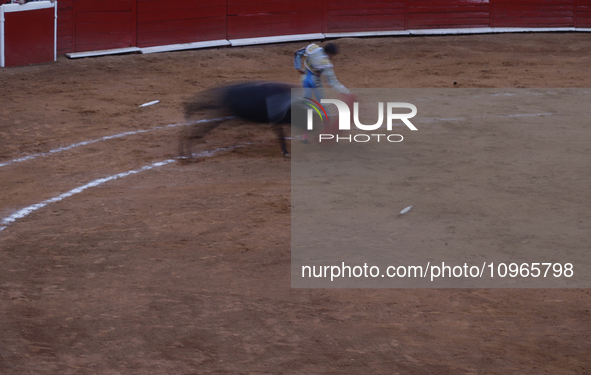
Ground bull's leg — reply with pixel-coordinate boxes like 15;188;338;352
272;124;290;158
179;120;225;159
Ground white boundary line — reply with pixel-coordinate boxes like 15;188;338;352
0;145;243;232
0;117;233;168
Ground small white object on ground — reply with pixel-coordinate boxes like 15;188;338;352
139;100;160;107
399;205;412;215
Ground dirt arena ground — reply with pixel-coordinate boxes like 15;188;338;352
1;33;590;374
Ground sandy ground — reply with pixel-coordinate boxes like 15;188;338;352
1;33;590;374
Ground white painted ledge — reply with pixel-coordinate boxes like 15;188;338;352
140;39;230;54
2;1;54;12
229;33;325;47
65;47;141;59
409;27;493;35
488;27;576;33
325;30;410;38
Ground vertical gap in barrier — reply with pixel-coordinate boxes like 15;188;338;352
0;5;4;68
404;0;408;30
131;0;137;48
489;0;494;28
574;0;579;28
72;0;77;52
321;0;328;34
225;0;228;41
54;1;57;62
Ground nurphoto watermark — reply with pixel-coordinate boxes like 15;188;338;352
299;95;418;143
291;88;591;288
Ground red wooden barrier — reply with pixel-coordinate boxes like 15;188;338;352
137;0;226;47
575;0;591;27
491;0;574;27
325;0;406;32
407;0;490;29
73;0;135;52
57;0;73;54
2;5;55;67
226;0;322;39
48;0;588;56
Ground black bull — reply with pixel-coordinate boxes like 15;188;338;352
180;81;346;158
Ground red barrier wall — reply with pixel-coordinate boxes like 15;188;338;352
137;0;226;47
226;0;322;40
575;0;591;27
72;0;135;52
4;7;54;67
407;0;491;29
491;0;574;27
57;0;73;54
54;0;588;55
325;0;405;32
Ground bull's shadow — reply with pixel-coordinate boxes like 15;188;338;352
180;81;314;159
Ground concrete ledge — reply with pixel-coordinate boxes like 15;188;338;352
140;40;230;54
2;1;54;12
229;33;325;47
65;47;141;59
409;27;494;35
324;30;410;38
488;27;576;33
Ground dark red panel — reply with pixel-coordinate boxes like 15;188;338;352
407;0;490;29
574;0;591;27
492;17;574;26
76;21;133;34
57;0;74;53
326;0;406;32
227;10;322;39
138;17;227;34
4;8;55;67
493;0;571;4
227;0;313;4
74;1;135;52
329;3;405;15
75;0;132;13
225;0;322;39
138;27;227;47
76;12;132;24
491;0;574;27
75;32;133;46
228;1;319;15
328;15;406;31
57;36;73;54
136;0;228;46
138;0;226;13
138;6;226;23
138;0;226;12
